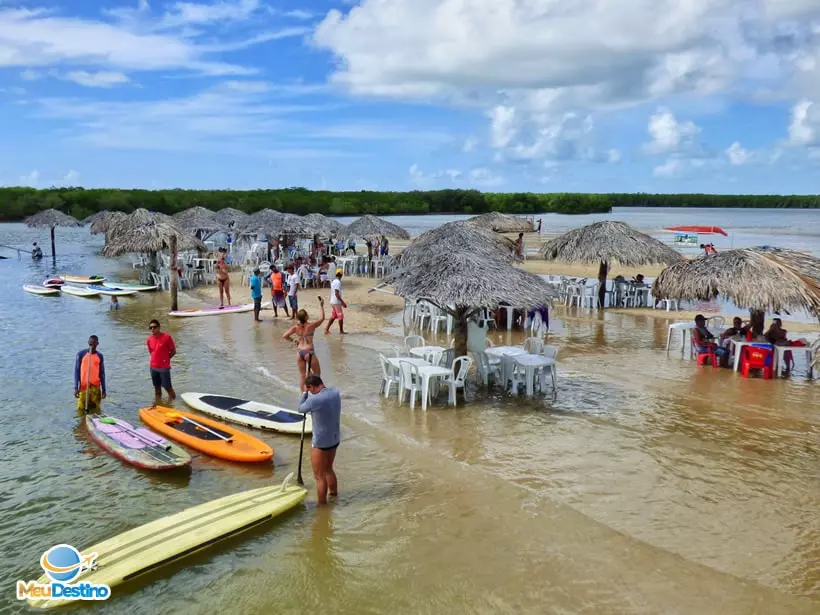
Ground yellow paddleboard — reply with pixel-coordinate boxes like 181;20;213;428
27;474;306;609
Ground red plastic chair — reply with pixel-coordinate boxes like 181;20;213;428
740;346;773;379
692;337;718;368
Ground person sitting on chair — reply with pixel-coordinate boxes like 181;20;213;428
693;314;728;364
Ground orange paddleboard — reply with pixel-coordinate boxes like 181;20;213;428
139;406;273;463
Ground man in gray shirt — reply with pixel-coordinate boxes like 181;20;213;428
298;375;341;505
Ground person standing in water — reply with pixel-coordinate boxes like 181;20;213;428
31;242;43;259
298;375;341;505
283;297;325;392
266;265;289;318
215;247;231;308
147;319;176;401
324;269;347;335
249;267;263;322
74;335;106;413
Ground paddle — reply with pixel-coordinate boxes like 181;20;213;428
98;417;173;451
97;416;180;464
163;410;233;443
297;352;311;486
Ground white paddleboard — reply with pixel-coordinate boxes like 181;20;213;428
60;274;106;285
103;282;158;291
61;286;101;297
169;304;254;317
86;285;138;296
23;285;59;296
182;392;312;435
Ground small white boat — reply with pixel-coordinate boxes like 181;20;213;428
61;286;101;297
87;285;138;296
23;285;60;296
103;282;158;291
60;274;106;285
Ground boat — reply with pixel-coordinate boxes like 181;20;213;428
23;285;59;296
103;282;158;291
139;406;274;463
25;473;306;609
61;286;101;298
60;274;106;285
86;285;138;296
42;278;65;288
181;392;311;435
664;225;728;236
86;415;192;471
169;304;254;318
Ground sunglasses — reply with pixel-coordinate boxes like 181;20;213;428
149;325;159;330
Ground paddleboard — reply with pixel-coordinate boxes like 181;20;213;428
61;286;100;297
26;473;306;610
139;406;273;463
86;415;192;471
23;285;59;296
103;282;158;291
182;392;312;435
169;303;254;317
42;278;65;288
86;285;138;296
60;274;106;285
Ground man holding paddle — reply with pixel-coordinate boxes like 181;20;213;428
298;375;341;505
74;335;106;413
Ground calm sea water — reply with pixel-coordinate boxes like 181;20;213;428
0;209;818;614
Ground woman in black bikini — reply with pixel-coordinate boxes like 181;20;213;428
283;297;325;392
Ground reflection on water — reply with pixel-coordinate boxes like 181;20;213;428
1;222;819;613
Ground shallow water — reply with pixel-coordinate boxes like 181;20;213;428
1;216;819;614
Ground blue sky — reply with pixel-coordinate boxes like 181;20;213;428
2;0;820;193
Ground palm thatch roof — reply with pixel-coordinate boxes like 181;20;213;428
173;206;227;237
541;221;682;267
397;221;515;269
102;208;205;256
89;210;128;235
83;210;111;225
214;207;249;226
303;213;346;237
239;209;283;234
271;213;313;237
468;211;533;233
24;209;82;229
342;214;410;241
653;248;820;316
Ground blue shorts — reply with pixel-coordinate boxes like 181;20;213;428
150;368;172;389
288;295;298;311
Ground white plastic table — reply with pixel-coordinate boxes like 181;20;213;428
417;365;451;411
666;322;696;356
772;345;813;376
409;346;447;360
513;354;556;396
388;357;431;403
486;346;527;386
336;256;358;277
728;339;773;372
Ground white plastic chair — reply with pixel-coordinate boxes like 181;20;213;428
378;354;401;398
404;335;425;350
523;337;544;355
442;356;473;405
501;355;527;395
429;305;450;335
439;348;455;369
707;316;726;329
414;303;432;330
423;350;443;366
530;312;548;337
472;351;500;387
536;345;559;391
398;361;424;409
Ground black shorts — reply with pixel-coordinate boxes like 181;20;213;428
317;442;339;452
150;368;172;389
253;297;262;310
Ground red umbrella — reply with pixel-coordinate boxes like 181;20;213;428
664;225;728;236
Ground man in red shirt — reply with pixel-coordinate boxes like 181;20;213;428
147;319;176;401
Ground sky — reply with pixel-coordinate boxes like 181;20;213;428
2;0;820;193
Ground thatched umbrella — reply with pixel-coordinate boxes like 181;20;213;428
342;214;410;241
214;207;249;228
83;210;109;225
24;209;82;264
240;209;282;234
467;211;533;233
103;209;205;311
398;221;515;269
652;248;820;333
89;211;127;235
173;206;227;240
541;221;683;308
303;213;346;237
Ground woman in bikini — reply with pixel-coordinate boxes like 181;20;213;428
283;297;325;392
215;249;231;307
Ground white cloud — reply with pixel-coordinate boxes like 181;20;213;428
64;71;130;88
409;163;463;186
54;170;80;185
726;141;752;165
283;9;314;20
160;0;262;27
787;100;817;146
468;167;504;187
19;170;40;186
489;106;517;149
607;149;622;164
643;109;701;154
653;159;684;178
462;136;478;152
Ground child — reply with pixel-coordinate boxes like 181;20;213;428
110;296;119;310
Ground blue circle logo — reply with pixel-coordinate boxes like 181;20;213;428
40;545;83;583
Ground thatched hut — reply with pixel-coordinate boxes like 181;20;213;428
89;211;127;235
173;206;227;240
467;211;533;233
103;209;205;310
240;209;282;235
398;221;515;269
303;213;346;237
541;221;682;308
652;248;820;332
342;215;410;241
214;207;249;228
24;209;82;263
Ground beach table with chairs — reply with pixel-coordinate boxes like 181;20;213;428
408;345;447;360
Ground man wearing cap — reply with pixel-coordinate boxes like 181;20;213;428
249;267;263;322
324;269;347;335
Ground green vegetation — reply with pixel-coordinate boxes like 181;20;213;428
0;187;817;222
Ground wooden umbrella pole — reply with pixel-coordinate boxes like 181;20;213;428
597;261;608;309
50;227;56;265
170;234;179;312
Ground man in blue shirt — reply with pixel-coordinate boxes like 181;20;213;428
298;375;341;505
249;267;263;322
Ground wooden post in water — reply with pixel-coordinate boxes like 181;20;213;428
170;234;179;312
50;227;56;265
